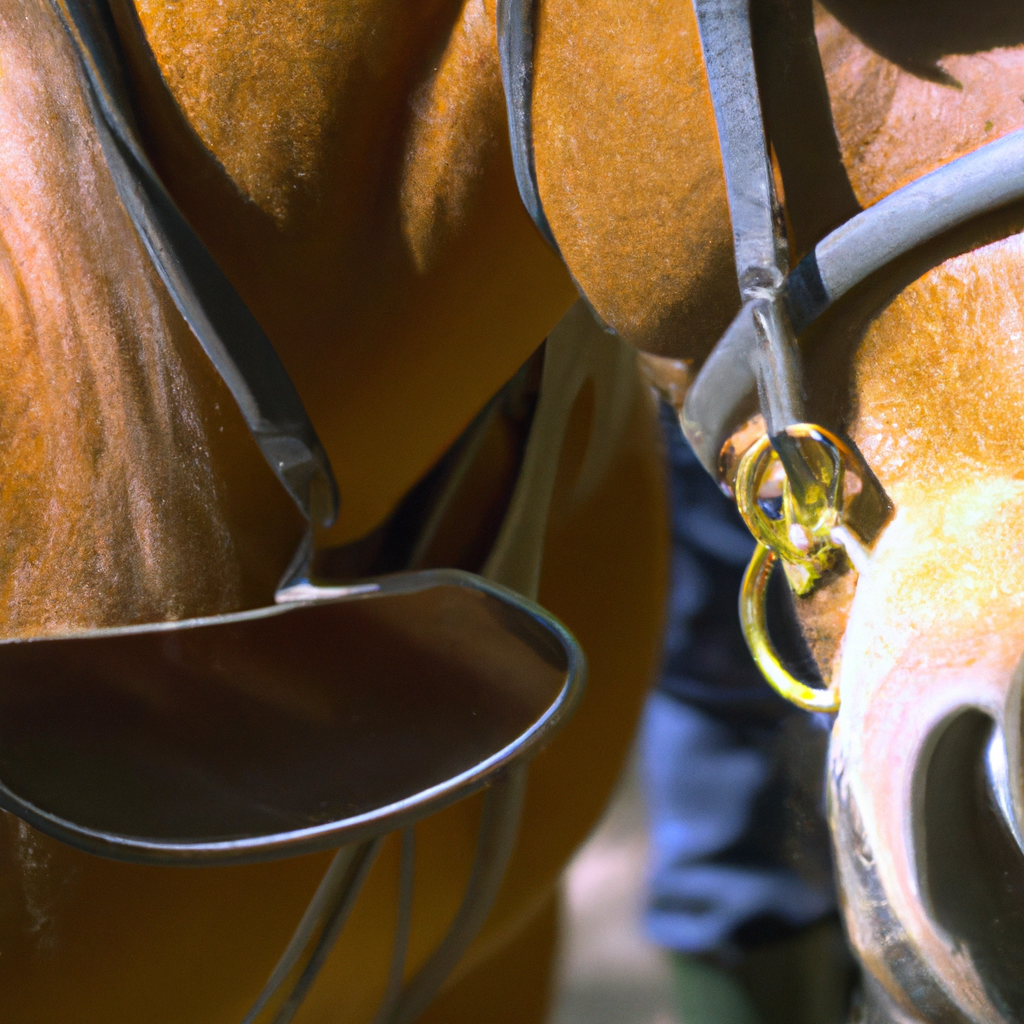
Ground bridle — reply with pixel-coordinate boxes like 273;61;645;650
500;0;1024;713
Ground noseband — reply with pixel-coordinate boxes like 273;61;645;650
500;0;1024;712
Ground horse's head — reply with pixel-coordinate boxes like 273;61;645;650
800;13;1024;1016
580;3;1024;1020
500;0;1024;1018
817;227;1024;1022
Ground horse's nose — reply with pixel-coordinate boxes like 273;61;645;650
826;488;1024;1024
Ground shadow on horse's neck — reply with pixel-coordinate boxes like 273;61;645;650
821;0;1024;84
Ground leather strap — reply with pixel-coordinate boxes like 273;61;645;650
692;0;788;297
53;0;339;529
496;0;560;254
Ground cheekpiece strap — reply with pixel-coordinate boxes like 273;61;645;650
52;0;340;534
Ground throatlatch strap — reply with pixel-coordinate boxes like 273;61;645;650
788;126;1024;330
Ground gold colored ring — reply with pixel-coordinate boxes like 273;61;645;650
740;543;840;713
735;425;844;556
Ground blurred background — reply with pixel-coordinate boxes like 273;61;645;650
550;752;677;1024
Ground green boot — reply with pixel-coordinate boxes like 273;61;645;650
671;919;857;1024
671;954;763;1024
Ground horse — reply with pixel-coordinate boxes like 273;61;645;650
518;0;1024;1018
6;0;1019;1020
0;0;675;1020
661;2;1024;1021
798;7;1024;1020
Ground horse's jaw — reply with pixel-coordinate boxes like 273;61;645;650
827;492;1024;1024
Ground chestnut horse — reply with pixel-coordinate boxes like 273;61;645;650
0;0;673;1021
660;2;1024;1022
5;0;1023;1021
536;0;1024;1018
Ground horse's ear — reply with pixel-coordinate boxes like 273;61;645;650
530;0;737;364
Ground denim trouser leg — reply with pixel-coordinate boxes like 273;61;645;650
644;407;835;965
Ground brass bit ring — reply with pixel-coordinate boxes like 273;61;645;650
740;542;840;713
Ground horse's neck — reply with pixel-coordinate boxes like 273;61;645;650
128;0;470;230
0;0;300;638
109;0;574;548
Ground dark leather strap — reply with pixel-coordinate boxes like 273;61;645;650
52;0;339;529
496;0;560;254
692;0;788;297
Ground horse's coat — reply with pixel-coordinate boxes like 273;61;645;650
0;0;304;636
0;1;669;1019
760;6;1024;1021
8;0;1024;1019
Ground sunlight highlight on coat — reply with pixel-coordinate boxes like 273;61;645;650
400;0;504;272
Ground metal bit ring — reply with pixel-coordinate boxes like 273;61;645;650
740;542;840;713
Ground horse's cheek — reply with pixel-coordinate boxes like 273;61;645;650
0;0;304;635
531;0;737;362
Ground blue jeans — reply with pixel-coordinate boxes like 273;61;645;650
643;409;835;962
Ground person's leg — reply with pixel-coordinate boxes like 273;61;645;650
670;918;854;1024
670;955;762;1024
644;411;855;1023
